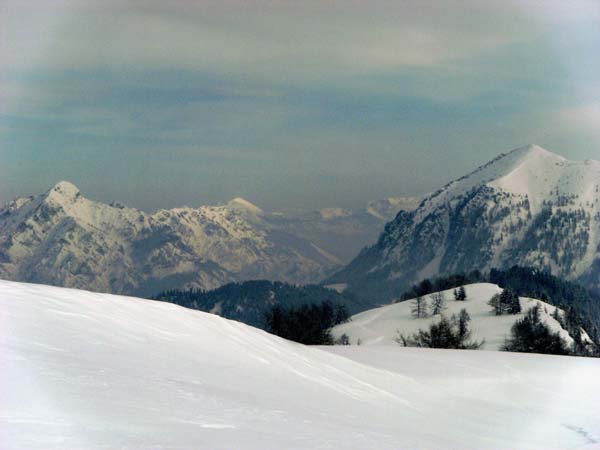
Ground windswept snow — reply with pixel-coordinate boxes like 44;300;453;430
332;283;581;349
1;280;599;449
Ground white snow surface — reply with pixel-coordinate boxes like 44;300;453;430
2;280;600;450
332;283;584;350
417;144;600;218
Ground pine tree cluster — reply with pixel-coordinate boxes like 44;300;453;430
264;300;350;345
488;288;521;315
151;280;362;330
453;286;467;301
502;304;569;355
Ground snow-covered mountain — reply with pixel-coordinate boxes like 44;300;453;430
332;283;593;350
269;196;421;262
328;145;600;300
0;182;340;296
2;279;599;449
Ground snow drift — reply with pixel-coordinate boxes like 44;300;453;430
1;280;599;449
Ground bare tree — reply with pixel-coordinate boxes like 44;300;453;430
430;291;446;315
411;295;428;318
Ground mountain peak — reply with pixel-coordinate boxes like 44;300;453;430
45;181;81;204
226;197;263;215
420;145;569;210
508;144;566;162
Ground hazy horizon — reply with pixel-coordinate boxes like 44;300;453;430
1;0;599;211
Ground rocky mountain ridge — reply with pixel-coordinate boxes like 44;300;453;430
0;181;419;296
327;145;600;300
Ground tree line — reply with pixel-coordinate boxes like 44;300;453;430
399;265;599;346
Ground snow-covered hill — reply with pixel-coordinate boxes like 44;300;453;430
2;280;599;449
332;283;591;350
328;145;600;299
0;182;340;296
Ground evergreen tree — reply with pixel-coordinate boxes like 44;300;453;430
488;288;520;315
455;309;471;343
507;290;521;314
457;286;467;301
264;300;349;345
502;304;570;355
488;293;502;316
152;279;360;330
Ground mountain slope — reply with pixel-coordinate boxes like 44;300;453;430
327;145;600;300
332;283;593;350
0;182;338;296
2;280;599;449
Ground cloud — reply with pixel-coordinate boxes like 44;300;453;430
0;0;569;77
1;0;599;210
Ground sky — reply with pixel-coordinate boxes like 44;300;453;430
1;0;599;211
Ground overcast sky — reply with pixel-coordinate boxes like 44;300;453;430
1;0;599;211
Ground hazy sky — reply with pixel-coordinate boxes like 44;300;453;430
1;0;599;211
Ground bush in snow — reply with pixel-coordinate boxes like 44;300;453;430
335;333;351;345
397;309;484;350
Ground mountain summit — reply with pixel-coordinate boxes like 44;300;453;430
226;197;264;216
46;181;81;202
327;145;600;301
0;184;337;296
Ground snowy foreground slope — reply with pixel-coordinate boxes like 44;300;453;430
1;281;599;450
332;283;586;349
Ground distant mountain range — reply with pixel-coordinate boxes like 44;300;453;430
0;181;418;296
4;144;599;309
269;196;421;262
327;145;600;301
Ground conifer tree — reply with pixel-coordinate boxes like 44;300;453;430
488;293;502;315
502;304;569;355
455;309;471;342
508;290;521;314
